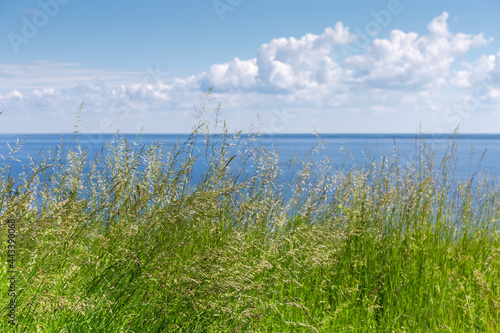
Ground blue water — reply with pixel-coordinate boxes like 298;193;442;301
1;133;499;185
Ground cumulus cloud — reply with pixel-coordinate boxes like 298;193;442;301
198;12;492;94
199;58;258;92
1;12;499;133
450;54;496;88
345;12;492;89
199;22;353;93
448;49;500;106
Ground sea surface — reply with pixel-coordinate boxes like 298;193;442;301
1;133;499;185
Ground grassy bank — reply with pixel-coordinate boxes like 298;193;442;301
1;93;500;332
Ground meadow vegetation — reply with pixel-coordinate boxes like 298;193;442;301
1;91;500;332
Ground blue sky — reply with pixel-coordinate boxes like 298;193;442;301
1;0;500;134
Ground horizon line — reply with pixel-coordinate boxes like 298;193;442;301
1;132;500;137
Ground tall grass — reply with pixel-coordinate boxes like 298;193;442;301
1;91;500;332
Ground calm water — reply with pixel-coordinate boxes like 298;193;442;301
1;133;499;184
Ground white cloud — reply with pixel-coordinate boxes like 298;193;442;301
450;54;496;88
448;49;500;107
1;12;499;133
6;90;23;99
0;60;142;90
199;57;258;92
345;12;492;89
199;22;353;93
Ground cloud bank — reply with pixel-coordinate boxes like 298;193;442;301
1;12;499;134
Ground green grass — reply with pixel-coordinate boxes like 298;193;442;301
1;91;500;332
